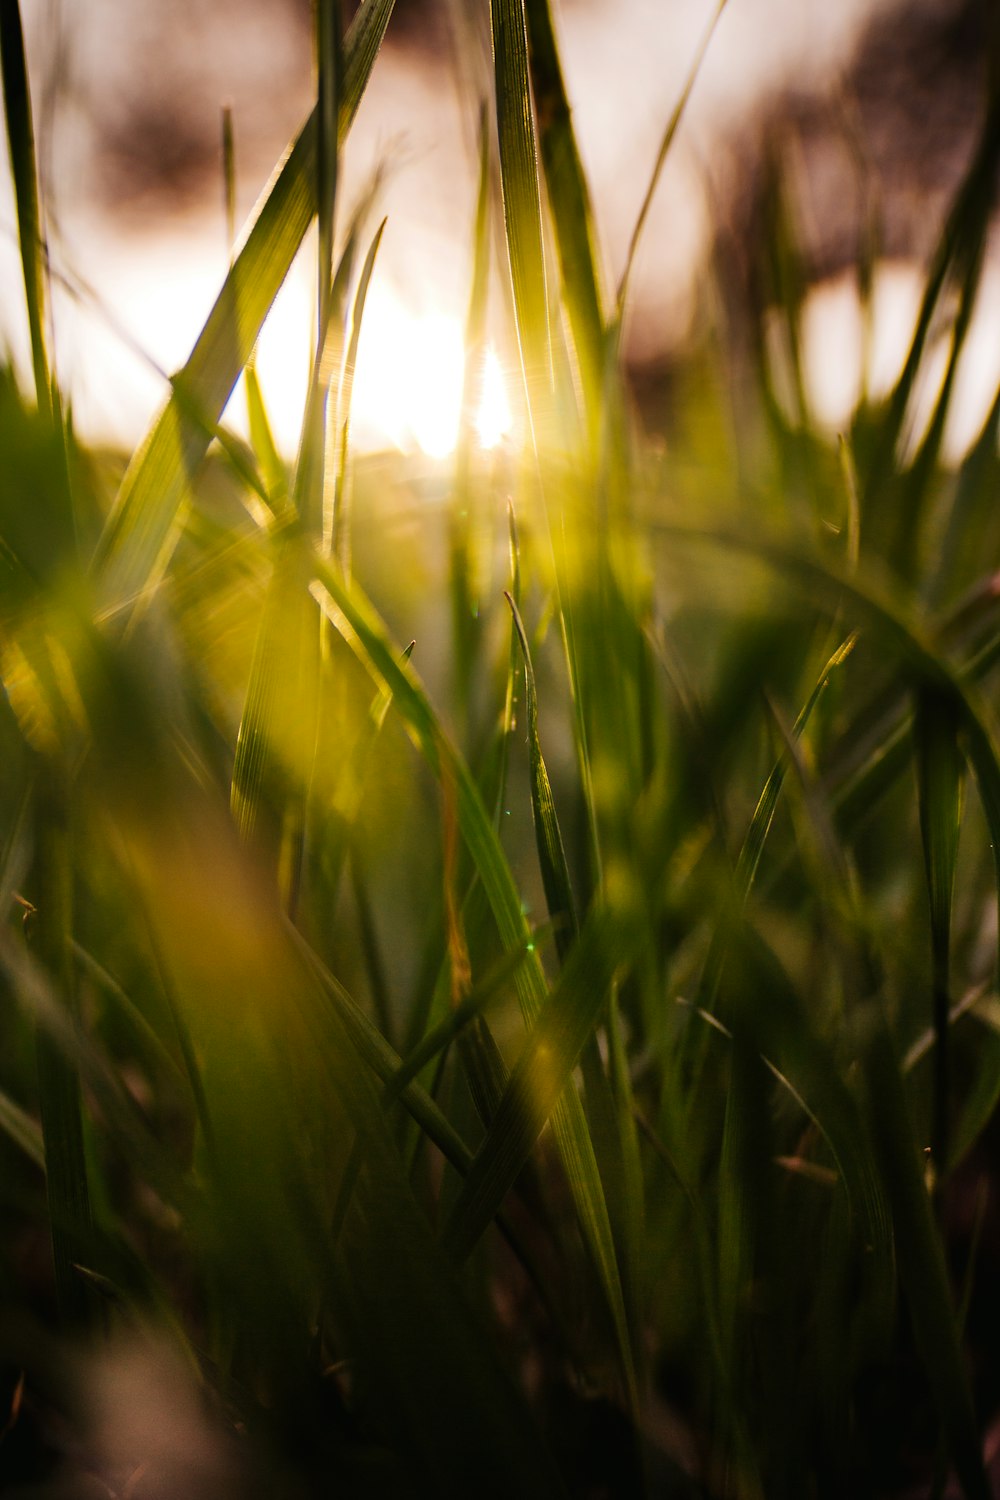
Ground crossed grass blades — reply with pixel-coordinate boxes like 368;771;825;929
1;0;1000;1495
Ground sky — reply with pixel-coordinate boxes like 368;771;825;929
0;0;993;461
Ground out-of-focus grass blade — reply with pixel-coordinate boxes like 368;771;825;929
312;555;637;1406
0;1085;44;1169
245;363;288;512
660;522;1000;1023
230;539;314;893
0;0;50;417
490;0;551;440
914;685;964;1176
863;1023;989;1500
93;0;397;611
524;0;605;425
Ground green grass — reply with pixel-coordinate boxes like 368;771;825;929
2;1;1000;1495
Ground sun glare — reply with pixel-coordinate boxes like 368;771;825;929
347;289;512;459
476;346;513;449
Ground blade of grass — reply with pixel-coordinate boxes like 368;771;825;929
92;0;397;612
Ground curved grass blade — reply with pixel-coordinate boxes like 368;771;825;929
93;0;397;612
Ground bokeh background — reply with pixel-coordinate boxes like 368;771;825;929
1;0;996;462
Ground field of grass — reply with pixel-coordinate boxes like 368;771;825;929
3;0;1000;1495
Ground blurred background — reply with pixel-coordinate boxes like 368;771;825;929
0;0;996;461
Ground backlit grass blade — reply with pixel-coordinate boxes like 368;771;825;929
524;0;605;424
93;0;397;612
0;0;50;417
333;216;385;573
863;1024;989;1500
615;0;727;322
230;537;316;895
312;555;637;1405
245;362;288;512
914;685;964;1176
490;0;551;439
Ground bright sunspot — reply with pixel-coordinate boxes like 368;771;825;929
476;346;513;449
346;288;512;459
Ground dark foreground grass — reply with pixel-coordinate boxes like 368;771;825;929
2;1;1000;1496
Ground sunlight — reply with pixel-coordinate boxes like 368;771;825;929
476;346;513;449
350;289;464;458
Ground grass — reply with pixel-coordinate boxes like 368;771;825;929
1;0;1000;1495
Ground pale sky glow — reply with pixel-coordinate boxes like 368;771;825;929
797;259;1000;464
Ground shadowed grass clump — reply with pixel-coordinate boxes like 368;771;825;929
1;1;1000;1496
